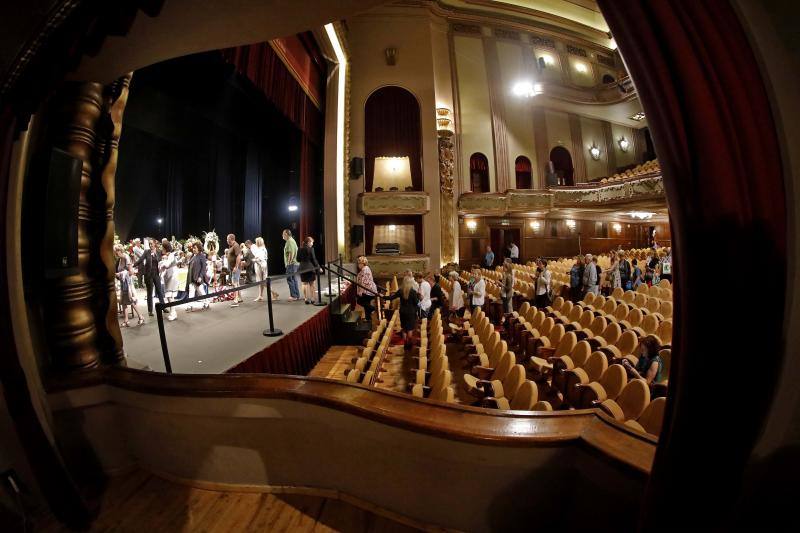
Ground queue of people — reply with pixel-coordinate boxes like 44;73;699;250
114;228;323;327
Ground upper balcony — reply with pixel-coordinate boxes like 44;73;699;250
541;76;637;105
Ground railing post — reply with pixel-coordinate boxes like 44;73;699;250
156;303;172;373
262;278;283;337
327;262;333;307
313;268;326;306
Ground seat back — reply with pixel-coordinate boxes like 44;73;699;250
659;300;673;319
659;279;671;289
634;293;648;308
567;305;582;323
582;292;596;306
636;283;649;294
518;301;531;316
617;379;651;420
614;303;630;322
598;364;627;400
531;311;546;330
552;296;565;312
579;310;594;329
560;300;574;318
601;322;622;345
571;341;592;367
555;332;578;357
626;308;644;328
646;297;661;314
590;316;608;336
641;314;659;334
346;369;361;383
638;396;667;436
602;299;617;315
616;330;639;355
622;290;635;304
611;287;625;300
492;351;515;381
502;364;526;400
657;319;673;344
539;317;555;336
548;323;565;346
510;380;538;410
658;349;671;383
584;351;609;382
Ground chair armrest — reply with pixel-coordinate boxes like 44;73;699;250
471;366;493;379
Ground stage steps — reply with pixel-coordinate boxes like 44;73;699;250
331;302;371;345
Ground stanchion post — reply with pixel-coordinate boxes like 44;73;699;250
156;303;173;373
263;278;284;337
313;268;326;306
327;263;332;306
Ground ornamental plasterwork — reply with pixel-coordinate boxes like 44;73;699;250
368;255;430;277
357;191;431;215
459;175;665;213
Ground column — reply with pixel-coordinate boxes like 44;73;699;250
569;113;587;182
482;37;511;191
532;107;549;188
438;131;456;264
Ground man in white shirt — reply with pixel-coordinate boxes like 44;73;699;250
535;260;552;308
416;272;432;318
508;242;520;263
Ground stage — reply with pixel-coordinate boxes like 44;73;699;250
120;276;340;374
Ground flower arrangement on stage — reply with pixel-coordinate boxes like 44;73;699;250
203;230;220;256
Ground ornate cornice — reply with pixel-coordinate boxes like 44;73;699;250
458;174;665;214
357;191;431;215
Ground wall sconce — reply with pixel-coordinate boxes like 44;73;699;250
613;223;622;234
389;224;397;231
618;137;630;152
436;107;453;133
529;220;541;232
574;62;588;73
466;219;477;232
385;47;397;66
566;219;576;230
589;144;601;160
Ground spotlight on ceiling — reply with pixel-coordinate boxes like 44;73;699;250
156;218;163;225
288;197;299;212
512;80;543;98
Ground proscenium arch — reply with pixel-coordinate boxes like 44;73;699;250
0;1;792;530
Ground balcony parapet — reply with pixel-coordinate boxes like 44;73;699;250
357;191;430;216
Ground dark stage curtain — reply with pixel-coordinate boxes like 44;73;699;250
364;87;423;191
364;215;423;255
597;1;786;530
299;136;316;242
226;303;334;375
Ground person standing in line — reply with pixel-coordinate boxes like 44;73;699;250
569;256;583;303
242;239;255;284
500;259;515;315
469;268;485;313
429;273;445;315
484;245;495;268
619;252;632;290
251;237;275;302
185;242;209;312
115;245;143;327
582;253;598;296
385;276;420;351
297;236;322;304
507;241;520;264
416;272;432;319
356;255;378;323
535;259;552;308
448;270;465;319
282;229;301;301
631;258;643;289
134;238;165;317
159;241;179;321
132;238;144;291
605;251;622;292
226;233;243;307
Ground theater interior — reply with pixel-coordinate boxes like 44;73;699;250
1;1;799;531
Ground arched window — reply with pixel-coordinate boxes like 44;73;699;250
602;73;616;84
469;153;490;192
364;86;422;191
515;156;532;189
549;146;575;186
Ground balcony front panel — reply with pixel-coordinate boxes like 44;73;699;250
357;191;431;216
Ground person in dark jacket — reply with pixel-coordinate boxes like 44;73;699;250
134;238;165;317
184;242;209;311
386;276;420;351
297;236;322;304
429;273;445;314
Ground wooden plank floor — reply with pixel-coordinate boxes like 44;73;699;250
308;346;361;380
32;470;421;532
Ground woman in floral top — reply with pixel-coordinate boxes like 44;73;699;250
356;256;378;322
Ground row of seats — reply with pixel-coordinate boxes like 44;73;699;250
408;310;456;403
597;158;660;184
344;315;397;385
460;307;553;411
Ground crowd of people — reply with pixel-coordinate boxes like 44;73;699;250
113;228;323;327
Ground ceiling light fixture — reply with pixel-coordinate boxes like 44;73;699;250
566;219;576;229
629;111;646;121
628;211;655;220
466;219;477;230
574;62;588;73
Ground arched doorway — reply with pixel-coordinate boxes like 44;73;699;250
602;73;616;84
549;146;574;186
364;86;422;192
514;156;532;189
469;153;490;192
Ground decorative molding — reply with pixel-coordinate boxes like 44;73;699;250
493;27;520;41
530;35;556;49
366;254;431;277
357;191;431;215
452;23;482;34
597;53;615;68
438;133;456;264
566;44;588;57
458;174;665;214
